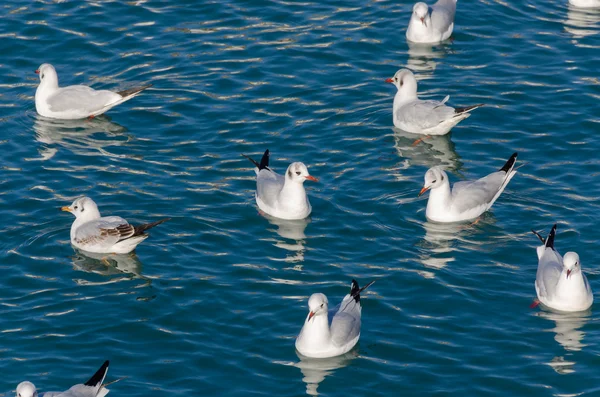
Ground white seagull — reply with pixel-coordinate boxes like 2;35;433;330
406;0;457;43
61;196;169;254
35;63;151;120
242;149;318;220
532;224;593;312
569;0;600;8
418;152;518;223
295;279;375;358
16;360;113;397
386;69;483;135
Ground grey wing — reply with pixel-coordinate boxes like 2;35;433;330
49;384;99;397
450;171;507;214
256;169;285;207
74;216;134;247
432;0;456;30
329;295;361;347
536;250;563;300
398;100;455;129
48;85;121;113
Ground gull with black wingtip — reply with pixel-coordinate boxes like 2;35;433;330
35;63;151;120
406;0;457;43
418;153;518;223
386;69;483;136
532;224;593;312
242;149;318;220
16;360;116;397
61;196;169;254
296;279;375;358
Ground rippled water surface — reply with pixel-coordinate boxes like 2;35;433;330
2;0;600;396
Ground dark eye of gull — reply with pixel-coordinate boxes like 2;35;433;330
296;171;301;176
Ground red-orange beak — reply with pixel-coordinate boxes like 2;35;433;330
305;175;318;182
418;186;430;197
385;77;394;83
420;17;427;27
567;269;572;279
35;69;40;74
308;311;315;321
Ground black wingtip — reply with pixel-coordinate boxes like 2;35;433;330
531;229;545;244
499;152;518;173
545;224;557;250
258;149;269;170
116;84;152;98
242;149;269;170
454;103;484;114
133;218;170;236
350;279;375;303
84;360;109;387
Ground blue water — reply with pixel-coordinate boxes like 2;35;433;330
1;0;600;395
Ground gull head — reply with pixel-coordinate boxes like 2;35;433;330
286;162;318;184
385;68;418;96
35;63;58;87
419;167;447;196
563;252;581;279
16;382;37;397
307;293;328;321
412;2;430;27
61;196;101;220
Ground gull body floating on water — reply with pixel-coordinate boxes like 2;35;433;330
418;152;518;223
35;63;151;120
532;224;593;312
406;0;457;43
569;0;600;8
295;279;375;358
17;360;113;397
61;196;169;254
386;69;483;135
243;149;317;220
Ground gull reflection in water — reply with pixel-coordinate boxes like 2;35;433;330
564;5;600;38
295;350;358;396
71;248;143;277
537;309;591;374
394;129;462;173
406;41;452;79
262;213;311;264
33;115;130;160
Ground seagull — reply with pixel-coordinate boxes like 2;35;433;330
61;196;169;254
35;64;151;120
418;152;518;223
16;360;113;397
242;149;318;220
569;0;600;8
295;279;375;358
532;224;593;312
386;69;483;135
406;0;457;43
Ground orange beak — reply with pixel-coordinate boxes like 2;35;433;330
305;175;318;182
60;206;71;212
35;69;40;74
418;186;430;197
308;311;315;321
567;269;572;279
385;77;394;83
420;17;427;27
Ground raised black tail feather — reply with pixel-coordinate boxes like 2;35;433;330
499;152;518;173
116;84;152;98
242;149;269;170
454;103;484;114
350;279;375;303
133;218;170;236
84;360;109;387
545;224;557;250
